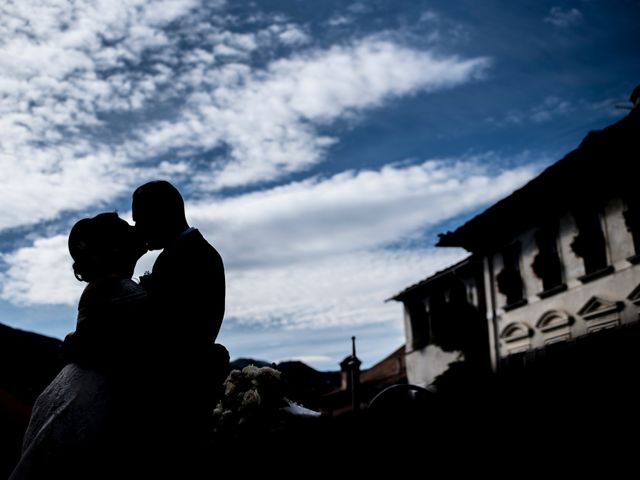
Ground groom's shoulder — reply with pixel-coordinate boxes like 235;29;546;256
185;229;221;256
159;228;222;265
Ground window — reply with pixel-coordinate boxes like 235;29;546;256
570;210;609;279
623;196;640;258
496;242;525;308
428;290;449;348
446;279;487;362
531;225;564;295
407;300;429;350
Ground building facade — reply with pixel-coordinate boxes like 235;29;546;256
392;94;640;387
390;257;488;387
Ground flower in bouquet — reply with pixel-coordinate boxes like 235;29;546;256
212;365;288;435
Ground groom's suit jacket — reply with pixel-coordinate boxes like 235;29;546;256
148;227;226;349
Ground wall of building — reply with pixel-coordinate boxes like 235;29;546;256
405;345;461;387
402;262;487;387
491;197;640;362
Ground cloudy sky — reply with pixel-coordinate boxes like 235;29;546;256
1;0;638;370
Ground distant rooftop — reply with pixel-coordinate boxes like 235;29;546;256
388;255;473;302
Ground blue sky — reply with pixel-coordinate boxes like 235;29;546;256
1;0;638;370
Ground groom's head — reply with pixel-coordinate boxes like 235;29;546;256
132;180;189;250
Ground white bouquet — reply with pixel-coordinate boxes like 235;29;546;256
212;365;320;438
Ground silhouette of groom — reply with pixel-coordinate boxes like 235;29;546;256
132;180;225;343
132;180;227;466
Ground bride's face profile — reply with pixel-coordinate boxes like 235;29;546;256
69;213;145;282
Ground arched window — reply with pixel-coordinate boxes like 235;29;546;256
500;322;533;354
536;310;572;345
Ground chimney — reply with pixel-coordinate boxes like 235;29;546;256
339;336;362;411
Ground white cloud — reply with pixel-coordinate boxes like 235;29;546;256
188;157;538;267
419;11;439;23
0;0;204;231
1;148;128;231
0;146;194;231
125;37;489;191
0;235;82;306
224;248;466;329
489;95;627;128
0;228;465;330
1;156;537;333
348;3;369;14
327;16;353;27
0;2;499;333
530;96;572;123
197;39;490;189
0;235;457;368
0;0;200;129
490;96;573;126
0;233;157;307
544;7;583;28
271;24;310;46
1;0;489;232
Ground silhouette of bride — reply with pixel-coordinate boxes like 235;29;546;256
10;213;152;480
